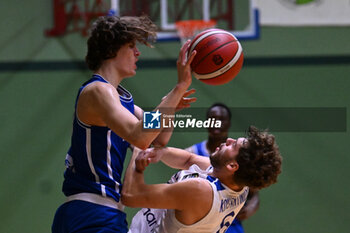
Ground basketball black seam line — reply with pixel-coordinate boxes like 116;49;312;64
193;39;238;72
202;55;243;81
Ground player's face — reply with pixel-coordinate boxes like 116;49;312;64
114;42;141;78
210;137;247;168
207;106;230;138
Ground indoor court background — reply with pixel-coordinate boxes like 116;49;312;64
0;1;349;233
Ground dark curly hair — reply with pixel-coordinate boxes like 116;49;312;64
234;126;282;190
85;15;157;71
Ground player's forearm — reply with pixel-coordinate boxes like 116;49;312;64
159;147;192;169
121;171;148;207
122;122;160;150
122;148;161;208
152;115;175;148
121;148;145;205
155;85;188;115
160;147;210;170
134;85;187;149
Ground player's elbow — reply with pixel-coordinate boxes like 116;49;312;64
152;138;168;149
121;190;132;206
131;139;150;150
121;192;140;208
120;193;132;206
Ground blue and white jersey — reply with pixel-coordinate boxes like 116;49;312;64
129;165;249;233
62;74;134;203
185;141;245;233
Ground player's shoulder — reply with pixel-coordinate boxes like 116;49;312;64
174;178;213;210
179;177;212;194
81;80;116;98
86;79;114;90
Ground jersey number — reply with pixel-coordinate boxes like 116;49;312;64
216;211;235;233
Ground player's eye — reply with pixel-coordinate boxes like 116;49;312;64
242;139;248;147
129;42;136;48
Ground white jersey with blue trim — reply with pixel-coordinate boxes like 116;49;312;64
62;74;134;203
129;164;249;233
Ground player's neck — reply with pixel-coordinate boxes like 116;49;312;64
222;178;244;192
210;170;244;192
95;65;122;88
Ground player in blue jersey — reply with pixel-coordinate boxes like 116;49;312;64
122;126;282;233
186;103;232;156
52;15;197;233
186;103;260;233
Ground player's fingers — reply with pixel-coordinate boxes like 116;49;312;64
142;157;149;168
179;40;192;65
177;97;197;111
144;151;156;161
146;158;151;166
182;88;196;97
140;153;150;169
186;50;197;66
135;152;147;172
182;97;197;103
136;150;145;159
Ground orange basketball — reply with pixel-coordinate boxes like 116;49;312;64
188;29;244;85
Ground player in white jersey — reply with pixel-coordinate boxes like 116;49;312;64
185;103;260;233
129;164;249;233
122;126;283;233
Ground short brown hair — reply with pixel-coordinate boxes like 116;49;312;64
85;15;157;71
234;126;282;189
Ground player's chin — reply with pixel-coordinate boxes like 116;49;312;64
125;70;137;78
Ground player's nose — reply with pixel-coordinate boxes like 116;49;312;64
134;47;141;57
226;138;236;146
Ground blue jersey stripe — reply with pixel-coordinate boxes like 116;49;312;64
207;175;226;191
85;127;100;184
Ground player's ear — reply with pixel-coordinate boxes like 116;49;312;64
226;161;239;173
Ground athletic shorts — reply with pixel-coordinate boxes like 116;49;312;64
52;200;128;233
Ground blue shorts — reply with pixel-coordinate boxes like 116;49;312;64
52;200;128;233
225;219;244;233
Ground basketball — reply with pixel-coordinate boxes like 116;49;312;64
188;29;244;85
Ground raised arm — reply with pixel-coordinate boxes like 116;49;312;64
133;89;196;148
78;41;197;150
145;41;197;148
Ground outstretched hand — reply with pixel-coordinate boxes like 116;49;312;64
177;40;197;90
176;88;197;111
